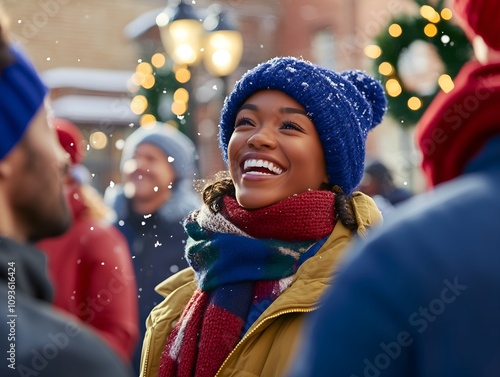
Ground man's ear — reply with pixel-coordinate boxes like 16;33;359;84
0;147;21;180
0;158;11;179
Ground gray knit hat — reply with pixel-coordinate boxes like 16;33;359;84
218;56;387;194
120;122;198;181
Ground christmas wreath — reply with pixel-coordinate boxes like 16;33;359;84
371;3;472;125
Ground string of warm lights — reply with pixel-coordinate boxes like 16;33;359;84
127;2;243;136
128;53;190;129
365;2;472;125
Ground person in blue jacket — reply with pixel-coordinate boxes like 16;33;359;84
287;0;500;376
104;122;201;373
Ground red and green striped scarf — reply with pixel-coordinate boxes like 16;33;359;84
159;190;336;377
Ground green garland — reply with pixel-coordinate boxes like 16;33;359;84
135;58;195;137
373;9;472;125
138;62;181;123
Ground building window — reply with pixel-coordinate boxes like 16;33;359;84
312;28;336;70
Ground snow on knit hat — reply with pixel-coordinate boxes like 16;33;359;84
218;56;387;194
120;122;198;181
55;118;87;165
453;0;500;51
0;46;48;159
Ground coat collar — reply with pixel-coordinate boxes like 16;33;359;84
155;191;382;311
0;236;53;302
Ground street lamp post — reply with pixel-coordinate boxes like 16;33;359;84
157;0;243;95
156;0;243;175
202;4;243;95
199;4;243;177
156;0;204;67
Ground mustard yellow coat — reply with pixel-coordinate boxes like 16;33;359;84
139;192;381;377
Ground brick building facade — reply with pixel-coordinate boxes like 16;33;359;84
4;0;425;192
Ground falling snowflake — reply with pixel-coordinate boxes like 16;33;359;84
170;265;179;273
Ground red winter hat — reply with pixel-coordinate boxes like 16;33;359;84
416;61;500;187
453;0;500;50
54;118;86;164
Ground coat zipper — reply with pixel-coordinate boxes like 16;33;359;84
214;306;318;377
141;335;152;377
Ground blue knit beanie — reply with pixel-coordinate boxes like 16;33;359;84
219;56;387;194
0;46;48;159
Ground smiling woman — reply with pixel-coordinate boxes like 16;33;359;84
138;56;388;377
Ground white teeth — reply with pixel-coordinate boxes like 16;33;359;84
246;171;272;176
243;159;283;175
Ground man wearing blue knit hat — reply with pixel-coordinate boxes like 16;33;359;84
0;15;133;377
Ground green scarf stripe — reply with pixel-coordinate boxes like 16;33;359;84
184;216;316;291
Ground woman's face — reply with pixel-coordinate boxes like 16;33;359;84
228;90;328;209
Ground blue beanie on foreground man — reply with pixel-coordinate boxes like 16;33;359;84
286;0;500;376
0;26;133;377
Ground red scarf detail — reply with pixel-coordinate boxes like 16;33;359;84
157;190;336;377
221;190;336;241
416;61;500;187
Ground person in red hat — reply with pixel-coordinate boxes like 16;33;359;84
286;0;500;376
37;118;139;362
